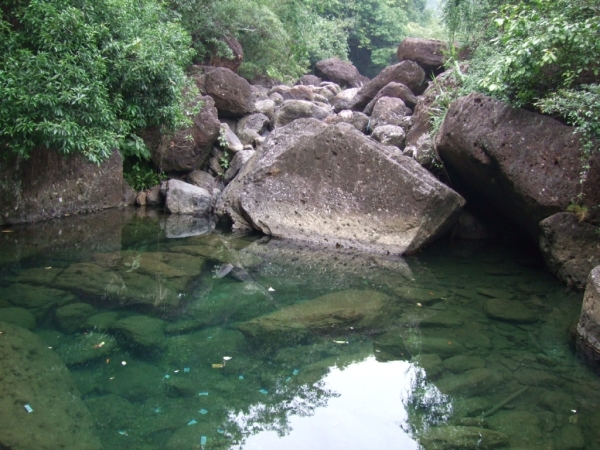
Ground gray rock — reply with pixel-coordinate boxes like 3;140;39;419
349;61;426;111
273;100;331;128
397;37;449;74
85;311;120;331
55;303;96;333
236;113;270;145
192;66;254;117
254;98;276;119
540;213;600;289
332;87;360;112
406;133;438;168
162;179;213;216
324;110;370;133
145;183;163;206
371;125;406;149
421;426;508;449
152;95;220;172
0;322;103;450
3;283;74;319
187;170;222;192
0;306;36;330
576;265;600;373
312;86;337;101
219;123;244;152
436;92;600;238
297;74;322;86
280;85;314;101
363;82;418;115
112;315;165;353
370;96;412;129
486;411;542;449
554;425;585;450
217;119;465;254
224;149;255;183
484;299;538;324
314;58;365;88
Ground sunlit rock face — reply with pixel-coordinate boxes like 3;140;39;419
217;118;465;255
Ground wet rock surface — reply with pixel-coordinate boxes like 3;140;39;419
577;265;600;374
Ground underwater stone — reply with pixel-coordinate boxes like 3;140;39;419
55;302;96;333
56;332;118;366
420;425;508;449
436;368;503;397
238;289;390;347
443;355;485;373
554;424;585;450
0;321;103;450
112;315;166;353
484;299;538;324
0;306;36;330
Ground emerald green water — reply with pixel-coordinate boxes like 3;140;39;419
0;209;598;449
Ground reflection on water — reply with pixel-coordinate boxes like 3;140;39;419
0;209;598;450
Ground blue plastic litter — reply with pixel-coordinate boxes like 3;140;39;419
199;409;208;415
187;419;198;426
164;374;170;379
207;336;213;339
199;392;209;396
217;428;224;434
184;367;190;373
238;375;244;380
259;389;268;394
154;408;161;414
292;369;300;375
200;436;207;445
285;377;292;382
24;404;33;413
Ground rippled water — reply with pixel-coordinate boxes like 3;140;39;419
0;208;598;450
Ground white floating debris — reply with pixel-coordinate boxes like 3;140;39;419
268;287;275;292
118;430;128;436
24;404;33;413
572;410;577;413
223;356;232;361
416;302;423;307
333;340;348;344
121;361;127;366
174;370;179;373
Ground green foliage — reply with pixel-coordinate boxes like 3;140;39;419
124;158;166;192
0;0;193;163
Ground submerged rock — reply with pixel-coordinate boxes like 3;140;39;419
0;307;36;330
217;119;465;255
0;321;103;450
111;315;166;353
238;289;391;346
55;302;96;333
484;299;538;324
56;332;118;366
420;425;508;449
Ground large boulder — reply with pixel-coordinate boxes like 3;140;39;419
370;97;412;129
332;87;360;112
435;92;600;237
0;147;123;225
0;321;103;450
217;118;465;254
540;213;600;289
348;61;426;111
161;179;214;216
272;100;331;128
236;113;270;145
363;82;418;115
152;95;220;172
192;66;254;117
397;37;448;74
314;58;365;88
576;266;600;374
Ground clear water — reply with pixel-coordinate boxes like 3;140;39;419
1;208;598;450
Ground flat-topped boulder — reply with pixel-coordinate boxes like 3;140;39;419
217;118;464;255
0;321;103;450
397;37;449;74
314;58;366;88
